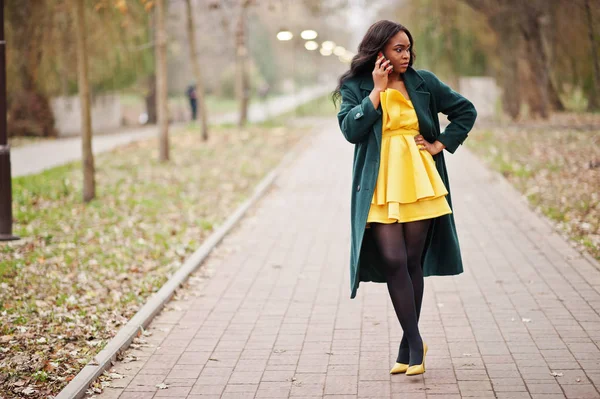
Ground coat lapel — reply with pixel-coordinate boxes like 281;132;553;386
403;67;434;137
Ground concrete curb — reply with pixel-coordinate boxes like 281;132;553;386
55;122;318;399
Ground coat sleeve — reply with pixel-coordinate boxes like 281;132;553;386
424;71;477;154
337;82;382;144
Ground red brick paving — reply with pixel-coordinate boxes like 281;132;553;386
94;121;600;398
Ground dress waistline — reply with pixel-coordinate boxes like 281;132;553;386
382;128;420;138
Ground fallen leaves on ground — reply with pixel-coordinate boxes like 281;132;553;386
0;122;311;398
466;112;600;260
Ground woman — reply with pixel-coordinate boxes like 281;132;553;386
333;20;477;376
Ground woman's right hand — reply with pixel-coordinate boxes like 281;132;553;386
372;53;393;92
368;53;393;109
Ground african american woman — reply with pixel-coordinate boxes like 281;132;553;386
333;20;477;376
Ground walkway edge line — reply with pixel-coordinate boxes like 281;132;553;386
55;124;315;399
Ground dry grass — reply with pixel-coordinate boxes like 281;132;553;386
466;112;600;260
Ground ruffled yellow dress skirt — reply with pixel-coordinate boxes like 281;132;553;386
366;88;452;228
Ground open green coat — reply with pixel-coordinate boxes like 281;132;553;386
337;66;477;299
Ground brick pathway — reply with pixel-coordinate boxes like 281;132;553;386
93;120;600;399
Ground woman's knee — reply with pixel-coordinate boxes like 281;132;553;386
405;250;423;275
379;250;409;275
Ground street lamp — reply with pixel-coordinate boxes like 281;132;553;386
0;0;18;241
333;46;346;56
304;41;319;51
321;41;336;51
276;29;293;41
300;30;318;40
319;47;332;56
276;28;322;116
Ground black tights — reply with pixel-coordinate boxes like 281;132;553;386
371;219;430;366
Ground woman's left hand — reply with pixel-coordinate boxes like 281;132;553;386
415;135;445;156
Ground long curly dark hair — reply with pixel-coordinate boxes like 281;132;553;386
331;20;415;105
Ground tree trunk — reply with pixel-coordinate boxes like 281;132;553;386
488;10;522;119
235;2;250;127
6;0;56;137
185;0;209;141
463;0;554;119
542;6;565;112
502;56;521;119
145;10;157;124
72;0;95;202
540;5;565;112
585;0;600;111
547;78;565;112
518;11;550;119
58;13;70;97
155;0;169;161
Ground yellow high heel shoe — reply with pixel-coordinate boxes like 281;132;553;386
405;342;428;376
390;362;409;374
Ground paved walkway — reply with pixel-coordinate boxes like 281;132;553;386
93;120;600;399
12;86;328;177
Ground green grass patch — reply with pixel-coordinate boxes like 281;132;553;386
0;123;309;398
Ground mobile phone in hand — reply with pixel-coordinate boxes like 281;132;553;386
378;52;393;73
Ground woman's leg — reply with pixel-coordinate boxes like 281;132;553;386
396;219;432;364
370;222;424;366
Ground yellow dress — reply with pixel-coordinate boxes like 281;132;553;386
366;88;452;228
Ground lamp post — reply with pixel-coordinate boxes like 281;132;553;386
0;0;18;241
276;28;297;116
277;29;321;116
276;29;352;107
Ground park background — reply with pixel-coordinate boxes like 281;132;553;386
1;0;599;397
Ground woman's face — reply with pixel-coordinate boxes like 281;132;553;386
383;30;411;74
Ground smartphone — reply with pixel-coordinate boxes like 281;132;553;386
378;52;393;73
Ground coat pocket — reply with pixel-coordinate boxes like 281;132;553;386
357;160;378;194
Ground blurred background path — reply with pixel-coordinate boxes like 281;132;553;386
12;86;329;177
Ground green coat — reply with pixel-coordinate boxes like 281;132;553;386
337;66;477;299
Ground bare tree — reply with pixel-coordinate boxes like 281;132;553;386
146;11;157;125
463;0;554;119
518;1;551;118
541;4;565;112
235;0;252;127
465;0;523;119
72;0;95;202
6;1;56;138
155;0;169;161
185;0;209;140
585;0;600;111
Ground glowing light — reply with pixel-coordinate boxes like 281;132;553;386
320;47;332;56
305;41;319;51
321;41;336;51
277;30;293;41
333;46;346;56
301;30;318;40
